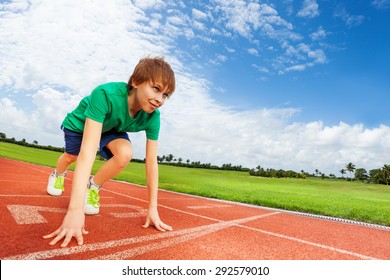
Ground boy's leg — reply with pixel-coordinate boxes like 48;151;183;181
93;139;133;185
47;153;77;196
56;152;78;174
84;131;131;215
47;127;81;196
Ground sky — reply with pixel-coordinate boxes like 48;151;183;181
0;0;390;176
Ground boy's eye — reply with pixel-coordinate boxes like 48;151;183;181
163;93;169;98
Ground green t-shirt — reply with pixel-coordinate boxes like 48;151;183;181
62;82;160;140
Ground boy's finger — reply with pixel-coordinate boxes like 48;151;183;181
49;230;66;246
61;234;73;248
75;232;84;246
43;228;61;239
142;219;150;228
162;223;173;231
155;223;166;232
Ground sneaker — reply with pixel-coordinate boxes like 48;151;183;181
84;177;101;215
47;170;66;196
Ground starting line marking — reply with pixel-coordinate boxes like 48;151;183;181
6;204;147;225
3;212;278;260
7;205;66;224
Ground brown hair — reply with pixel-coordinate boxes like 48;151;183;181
127;57;176;95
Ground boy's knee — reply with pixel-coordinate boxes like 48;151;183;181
63;153;77;163
114;148;133;168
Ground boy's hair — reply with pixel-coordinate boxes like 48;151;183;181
128;57;176;95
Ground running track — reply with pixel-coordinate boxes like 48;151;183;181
0;158;389;260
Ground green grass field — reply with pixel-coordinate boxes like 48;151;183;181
1;142;390;226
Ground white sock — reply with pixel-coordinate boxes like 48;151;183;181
89;177;102;189
55;170;66;177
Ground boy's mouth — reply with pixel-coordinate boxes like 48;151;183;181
149;102;159;109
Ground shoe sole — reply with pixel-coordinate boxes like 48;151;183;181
47;189;62;196
84;208;99;215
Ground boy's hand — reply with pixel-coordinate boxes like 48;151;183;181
142;207;172;232
43;209;88;247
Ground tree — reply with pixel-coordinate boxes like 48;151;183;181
0;132;6;139
382;164;390;186
340;169;346;178
166;154;174;163
345;162;356;180
354;168;368;182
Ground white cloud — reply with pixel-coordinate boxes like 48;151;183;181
192;8;208;20
225;47;236;53
212;0;293;39
210;54;227;65
297;0;320;18
283;64;307;73
132;0;165;10
334;6;365;28
248;48;259;56
371;0;390;10
252;64;270;73
277;42;327;73
310;26;327;41
168;16;186;26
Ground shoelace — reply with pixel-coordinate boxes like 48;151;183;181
54;177;64;191
87;189;100;208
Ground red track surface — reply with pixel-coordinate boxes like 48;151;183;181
0;157;389;260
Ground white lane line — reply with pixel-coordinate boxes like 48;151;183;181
0;195;114;198
0;180;46;183
92;212;278;260
101;204;147;218
236;224;378;260
187;204;232;209
3;212;278;260
103;188;381;260
103;189;225;223
0;195;70;198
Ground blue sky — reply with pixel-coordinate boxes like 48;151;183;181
1;0;390;175
168;0;390;127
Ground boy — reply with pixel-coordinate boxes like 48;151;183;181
43;57;175;248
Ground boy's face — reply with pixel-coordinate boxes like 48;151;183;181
133;80;170;113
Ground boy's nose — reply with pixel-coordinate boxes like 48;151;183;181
155;94;163;103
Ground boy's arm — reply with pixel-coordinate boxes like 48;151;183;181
142;139;173;232
44;118;102;247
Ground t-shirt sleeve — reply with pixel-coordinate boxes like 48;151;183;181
145;111;160;140
84;86;109;123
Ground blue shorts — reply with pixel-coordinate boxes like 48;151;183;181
62;126;130;160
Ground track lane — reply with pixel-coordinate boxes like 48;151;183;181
0;158;389;260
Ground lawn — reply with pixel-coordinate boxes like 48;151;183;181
1;142;390;226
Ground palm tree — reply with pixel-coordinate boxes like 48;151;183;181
345;162;356;180
340;169;346;178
